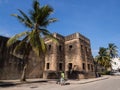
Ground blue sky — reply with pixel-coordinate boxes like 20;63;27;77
0;0;120;57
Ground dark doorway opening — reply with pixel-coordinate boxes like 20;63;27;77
67;63;78;79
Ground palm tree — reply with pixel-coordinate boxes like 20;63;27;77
95;47;111;70
7;0;57;81
107;43;118;71
107;43;118;58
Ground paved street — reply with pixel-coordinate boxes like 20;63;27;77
0;76;120;90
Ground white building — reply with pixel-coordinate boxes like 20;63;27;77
111;58;120;71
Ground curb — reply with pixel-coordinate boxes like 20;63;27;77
69;77;109;84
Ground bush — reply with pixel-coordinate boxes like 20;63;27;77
100;71;111;75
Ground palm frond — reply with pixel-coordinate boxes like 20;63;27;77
13;36;29;53
39;37;46;53
7;31;29;47
48;18;58;23
30;0;40;22
45;34;58;44
37;5;54;25
11;14;25;22
14;41;26;53
108;43;118;58
41;18;57;27
33;0;40;12
11;14;33;28
18;9;33;28
42;5;53;14
39;28;51;34
38;28;58;44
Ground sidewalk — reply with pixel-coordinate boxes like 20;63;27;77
0;75;109;87
67;75;109;84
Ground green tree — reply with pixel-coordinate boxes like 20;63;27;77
95;47;111;69
7;0;57;81
107;43;118;71
107;43;118;58
95;43;118;72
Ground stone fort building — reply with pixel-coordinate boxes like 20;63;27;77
44;32;95;79
0;32;95;80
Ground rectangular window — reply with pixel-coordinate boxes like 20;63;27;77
69;45;73;51
82;63;86;70
91;65;93;71
59;63;62;71
68;63;72;70
85;47;88;54
88;64;90;70
46;63;50;69
59;45;62;51
81;45;85;56
81;45;83;51
48;45;51;51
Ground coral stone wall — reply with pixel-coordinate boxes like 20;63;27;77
0;36;43;80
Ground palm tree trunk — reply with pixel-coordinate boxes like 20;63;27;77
20;64;27;82
40;53;45;78
42;55;45;78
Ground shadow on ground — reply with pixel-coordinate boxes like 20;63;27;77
0;80;48;88
0;82;16;87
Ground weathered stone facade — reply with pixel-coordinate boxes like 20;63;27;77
43;33;95;79
0;32;95;80
0;36;43;80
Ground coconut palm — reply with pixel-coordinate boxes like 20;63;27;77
7;0;57;81
107;43;118;58
95;47;111;69
107;43;118;71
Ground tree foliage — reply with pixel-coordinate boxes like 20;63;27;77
7;0;57;81
95;43;118;69
7;0;57;56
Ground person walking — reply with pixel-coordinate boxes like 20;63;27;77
60;71;65;85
